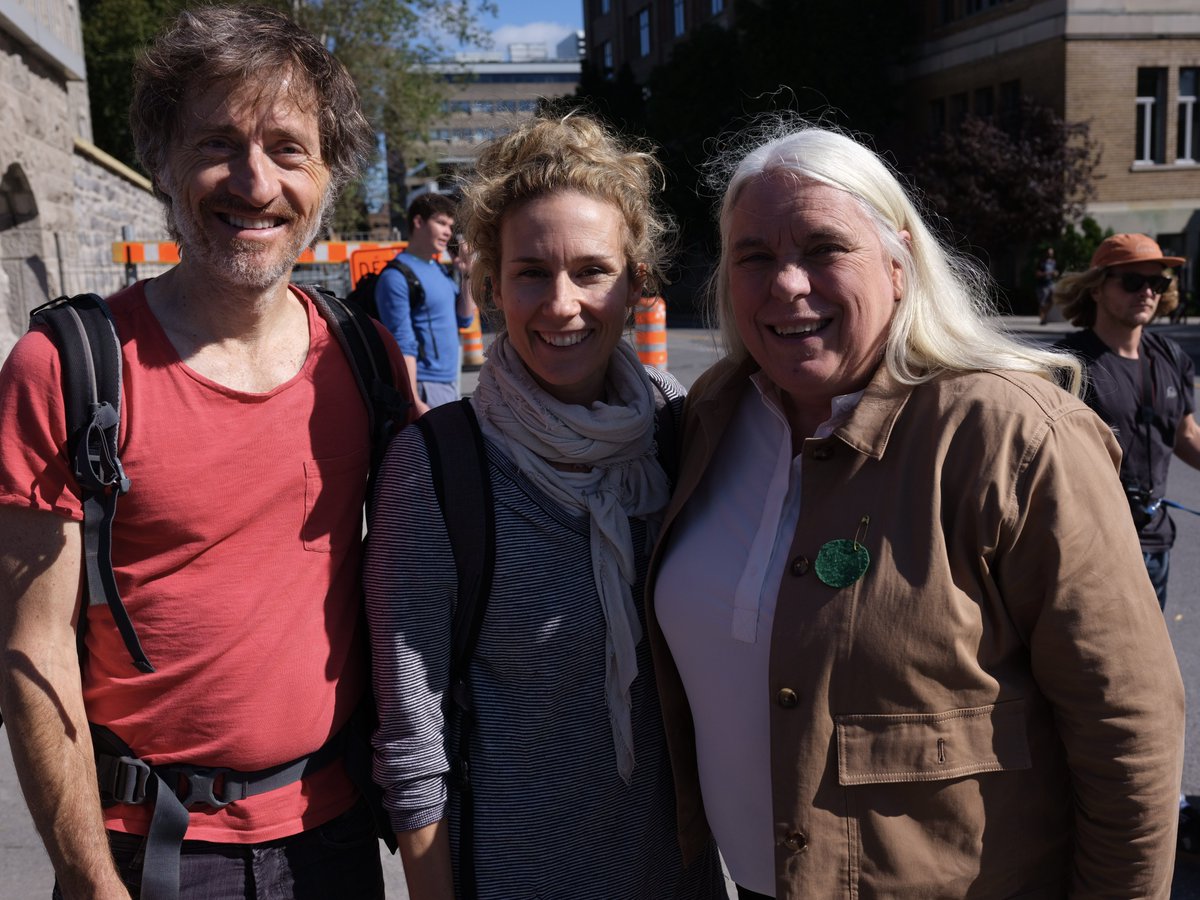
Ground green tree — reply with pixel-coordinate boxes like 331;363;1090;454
1057;216;1113;274
81;0;495;233
574;0;915;313
911;99;1101;304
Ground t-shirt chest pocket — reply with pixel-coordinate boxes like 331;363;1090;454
302;449;369;552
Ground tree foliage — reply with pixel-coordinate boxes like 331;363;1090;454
574;0;915;305
911;99;1101;292
80;0;496;232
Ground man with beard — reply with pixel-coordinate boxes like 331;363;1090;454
0;7;411;899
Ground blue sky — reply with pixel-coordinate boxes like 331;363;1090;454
462;1;584;54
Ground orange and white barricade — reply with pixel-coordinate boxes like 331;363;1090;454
633;297;668;370
460;309;485;370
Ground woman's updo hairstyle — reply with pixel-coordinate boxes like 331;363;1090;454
459;109;673;313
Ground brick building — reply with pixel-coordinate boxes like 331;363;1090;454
887;0;1200;286
583;0;734;83
583;0;1200;294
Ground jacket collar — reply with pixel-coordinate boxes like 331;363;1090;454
686;356;918;463
832;362;917;460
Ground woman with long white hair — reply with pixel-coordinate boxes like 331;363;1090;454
648;122;1184;899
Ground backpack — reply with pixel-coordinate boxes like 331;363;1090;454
344;256;425;321
416;381;679;899
26;286;407;674
18;285;408;899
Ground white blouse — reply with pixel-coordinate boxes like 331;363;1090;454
655;375;862;895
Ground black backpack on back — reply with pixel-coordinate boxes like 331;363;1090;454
11;285;408;899
345;257;425;320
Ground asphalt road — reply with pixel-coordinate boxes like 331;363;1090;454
5;320;1200;897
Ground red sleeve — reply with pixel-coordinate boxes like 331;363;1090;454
0;327;84;520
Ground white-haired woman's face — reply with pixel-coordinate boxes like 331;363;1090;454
727;173;905;426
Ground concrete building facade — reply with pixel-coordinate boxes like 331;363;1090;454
0;0;164;360
409;53;581;199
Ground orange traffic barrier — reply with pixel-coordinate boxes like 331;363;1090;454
634;297;667;370
460;309;485;371
111;240;407;266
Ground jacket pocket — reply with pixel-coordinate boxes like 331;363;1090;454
302;449;369;552
835;700;1031;785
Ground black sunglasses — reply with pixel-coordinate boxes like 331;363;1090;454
1108;271;1172;294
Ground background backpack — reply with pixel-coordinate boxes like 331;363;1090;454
345;256;425;321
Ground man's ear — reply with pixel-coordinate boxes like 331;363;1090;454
411;214;426;233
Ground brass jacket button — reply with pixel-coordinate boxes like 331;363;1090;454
783;830;808;852
790;556;810;576
777;688;798;708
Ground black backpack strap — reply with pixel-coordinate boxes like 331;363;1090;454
299;285;411;481
28;294;152;674
415;398;494;900
389;259;426;311
649;374;680;484
91;721;350;900
300;285;407;853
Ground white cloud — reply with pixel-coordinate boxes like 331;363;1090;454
491;22;575;49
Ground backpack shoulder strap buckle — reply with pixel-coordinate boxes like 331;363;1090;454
96;751;152;805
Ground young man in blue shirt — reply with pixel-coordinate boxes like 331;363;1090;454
376;194;476;412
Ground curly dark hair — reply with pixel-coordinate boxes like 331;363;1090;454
130;5;373;205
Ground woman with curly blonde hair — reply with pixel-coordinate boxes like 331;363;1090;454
365;111;725;899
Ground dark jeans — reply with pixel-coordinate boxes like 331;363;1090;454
54;802;383;900
1144;548;1170;610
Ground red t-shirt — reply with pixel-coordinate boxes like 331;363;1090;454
0;282;407;842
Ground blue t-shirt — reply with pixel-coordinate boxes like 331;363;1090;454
375;253;469;385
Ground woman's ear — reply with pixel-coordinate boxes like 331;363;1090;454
891;231;910;301
628;263;648;307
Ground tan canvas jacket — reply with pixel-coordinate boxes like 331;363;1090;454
648;357;1185;899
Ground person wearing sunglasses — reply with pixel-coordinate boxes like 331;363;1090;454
1054;233;1199;610
1055;233;1200;857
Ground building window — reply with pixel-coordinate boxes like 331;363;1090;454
974;86;994;120
998;79;1021;131
599;0;610;14
639;7;651;56
602;40;613;78
674;0;686;36
929;98;946;134
1136;67;1166;164
712;0;724;14
949;92;968;128
1179;68;1199;163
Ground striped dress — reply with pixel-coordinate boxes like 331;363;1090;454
365;371;725;899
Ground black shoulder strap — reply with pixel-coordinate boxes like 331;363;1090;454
389;259;426;310
414;398;493;900
649;374;680;484
415;399;494;685
28;294;152;674
300;285;411;483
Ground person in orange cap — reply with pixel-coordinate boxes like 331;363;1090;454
1055;233;1200;854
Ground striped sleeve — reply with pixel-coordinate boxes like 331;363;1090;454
364;423;457;833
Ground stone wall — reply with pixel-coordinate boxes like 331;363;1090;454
0;26;77;359
0;17;164;362
68;141;168;299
